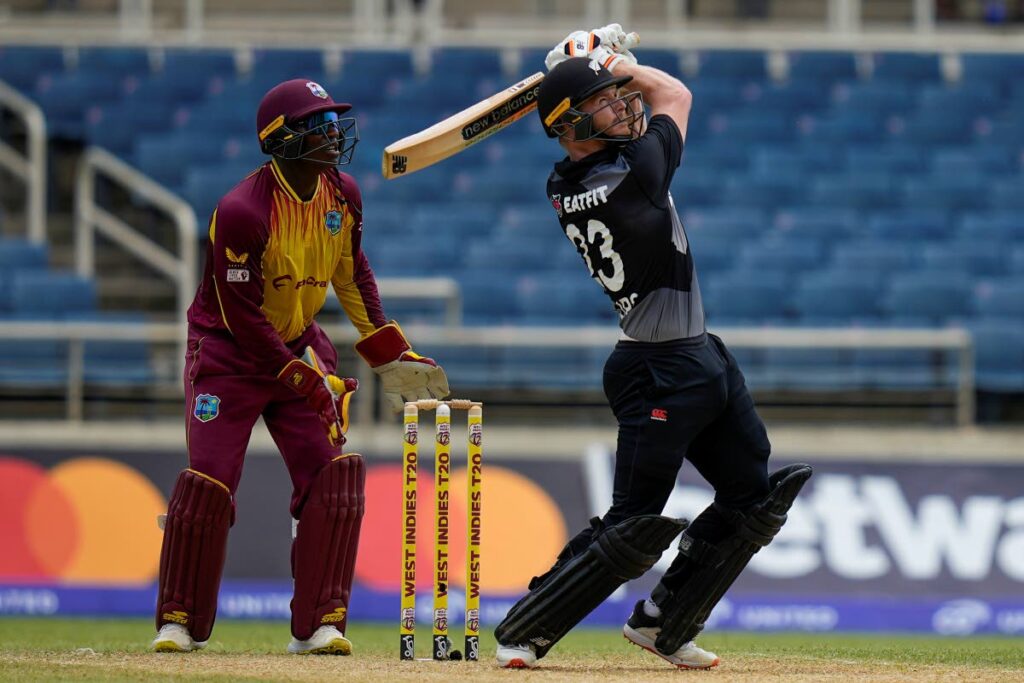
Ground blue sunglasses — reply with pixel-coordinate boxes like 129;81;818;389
299;110;340;132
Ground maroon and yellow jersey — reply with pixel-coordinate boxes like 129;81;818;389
187;158;386;373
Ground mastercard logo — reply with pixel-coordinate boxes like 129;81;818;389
0;456;166;583
355;464;568;592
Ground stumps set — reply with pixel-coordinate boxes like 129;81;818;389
400;399;482;662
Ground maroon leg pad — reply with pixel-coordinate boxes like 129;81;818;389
156;469;232;642
291;454;366;640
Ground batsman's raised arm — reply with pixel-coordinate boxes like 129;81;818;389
610;63;692;142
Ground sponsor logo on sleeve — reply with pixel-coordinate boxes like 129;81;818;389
226;267;249;282
225;247;248;264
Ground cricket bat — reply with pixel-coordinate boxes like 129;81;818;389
382;33;639;179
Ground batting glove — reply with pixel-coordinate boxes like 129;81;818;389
355;321;450;413
545;25;639;73
278;347;358;448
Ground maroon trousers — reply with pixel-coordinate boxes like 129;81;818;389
184;323;343;515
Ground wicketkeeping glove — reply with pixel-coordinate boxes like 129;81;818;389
545;24;640;73
355;322;449;413
278;346;358;448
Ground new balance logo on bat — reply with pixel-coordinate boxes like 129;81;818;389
391;155;408;175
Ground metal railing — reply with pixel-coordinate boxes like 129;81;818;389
0;79;47;244
74;146;198;371
0;322;975;426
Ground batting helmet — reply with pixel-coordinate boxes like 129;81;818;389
536;57;641;141
256;79;359;165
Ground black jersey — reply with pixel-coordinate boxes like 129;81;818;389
546;115;705;342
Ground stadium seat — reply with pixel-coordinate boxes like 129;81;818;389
78;47;152;78
971;320;1024;392
695;50;768;81
687;79;749;111
750;147;843;175
792;269;883;323
846;145;928;174
832;82;917;114
11;272;97;315
431;48;503;78
0;45;65;92
688;236;737;274
32;73;126;138
682;207;769;240
866;210;951;241
344;50;414;81
86;101;182;157
736;238;822;272
516;272;614;325
931;145;1018;175
721;173;804;209
923;242;1007;277
989;177;1024;210
759;347;862;390
786;50;859;83
896;112;976;145
182;163;260;222
64;311;154;386
0;239;48;272
670;173;728;208
457;269;522;325
773;208;861;240
831;240;921;274
683;144;750;173
959;53;1024;90
743;81;828;113
871;52;942;82
811;174;901;209
916;83;1001;117
0;313;68;387
162;48;237;80
702;271;791;323
251;49;327;83
973;278;1024;318
882;272;973;323
957;212;1024;241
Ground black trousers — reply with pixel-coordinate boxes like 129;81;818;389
525;333;771;597
601;332;771;594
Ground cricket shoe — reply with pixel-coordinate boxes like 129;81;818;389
496;642;538;669
623;600;720;670
287;625;352;655
151;623;207;653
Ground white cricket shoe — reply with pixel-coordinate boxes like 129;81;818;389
287;625;352;655
496;642;538;669
623;600;720;670
151;623;207;653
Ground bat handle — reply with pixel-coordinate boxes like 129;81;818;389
620;32;640;51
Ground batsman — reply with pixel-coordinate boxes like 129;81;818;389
494;26;812;669
151;78;449;654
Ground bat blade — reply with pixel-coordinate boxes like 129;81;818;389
382;71;545;179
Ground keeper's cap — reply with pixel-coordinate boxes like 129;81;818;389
536;57;633;138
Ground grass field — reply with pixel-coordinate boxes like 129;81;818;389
1;617;1022;682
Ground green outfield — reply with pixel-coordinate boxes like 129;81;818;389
1;617;1021;682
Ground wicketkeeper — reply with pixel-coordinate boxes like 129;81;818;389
493;26;812;669
151;78;449;655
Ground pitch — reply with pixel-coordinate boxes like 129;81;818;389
1;618;1021;682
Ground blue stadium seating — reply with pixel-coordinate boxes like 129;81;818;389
0;45;64;92
882;272;974;323
516;272;614;325
786;51;859;84
702;271;791;324
958;212;1024;241
736;238;822;272
11;272;96;315
922;241;1007;277
696;50;768;81
431;48;502;78
13;45;1024;394
959;53;1024;89
871;52;942;82
792;270;883;323
973;278;1024;318
866;210;951;241
0;312;68;387
971;321;1024;392
773;207;861;240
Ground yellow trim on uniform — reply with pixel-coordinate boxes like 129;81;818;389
270;156;321;204
332;453;360;462
258;114;286;141
185;468;231;495
544;97;572;127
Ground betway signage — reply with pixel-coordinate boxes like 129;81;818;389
584;446;1024;594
